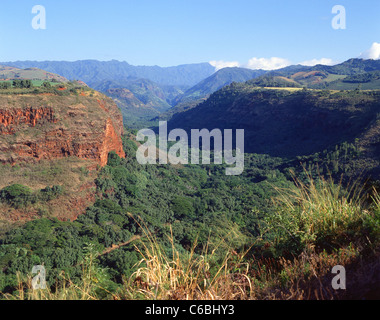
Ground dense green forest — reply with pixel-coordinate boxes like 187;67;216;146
0;134;290;294
1;130;379;299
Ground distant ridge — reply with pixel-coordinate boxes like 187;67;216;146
174;67;266;105
161;67;267;122
1;60;216;87
269;58;380;89
0;65;68;83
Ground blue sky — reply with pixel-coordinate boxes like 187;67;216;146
0;0;379;68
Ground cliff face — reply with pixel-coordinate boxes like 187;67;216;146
0;107;56;135
0;93;125;166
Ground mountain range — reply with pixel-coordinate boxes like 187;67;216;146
1;60;215;87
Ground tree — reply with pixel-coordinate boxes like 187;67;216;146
42;81;52;88
0;82;11;89
172;196;195;219
12;79;33;89
107;151;122;167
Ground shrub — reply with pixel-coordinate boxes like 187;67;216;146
38;185;63;202
0;184;35;208
107;151;122;167
0;184;63;208
172;196;195;219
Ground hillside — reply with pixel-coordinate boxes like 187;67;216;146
174;67;266;105
105;87;161;129
168;83;380;177
268;59;380;89
158;67;266;123
318;71;380;90
108;67;266;126
89;78;186;128
0;65;68;83
246;75;302;88
93;78;183;112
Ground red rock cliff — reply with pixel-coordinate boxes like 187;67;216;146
0;107;56;135
0;93;125;166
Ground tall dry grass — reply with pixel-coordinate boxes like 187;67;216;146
3;244;117;301
118;218;256;300
267;170;371;248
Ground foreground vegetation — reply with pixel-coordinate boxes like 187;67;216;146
0;132;379;300
2;173;380;300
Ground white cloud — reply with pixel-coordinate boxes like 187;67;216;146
209;60;240;71
300;58;335;66
210;56;337;73
359;42;380;60
245;57;291;70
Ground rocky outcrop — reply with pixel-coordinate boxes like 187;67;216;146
100;118;125;166
0;107;56;135
0;93;125;166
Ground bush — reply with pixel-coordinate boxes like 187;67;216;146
0;184;63;208
38;186;63;202
107;151;122;167
0;82;11;89
0;184;35;208
172;196;195;219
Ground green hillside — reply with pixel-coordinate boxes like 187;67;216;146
174;67;266;104
92;78;186;129
168;82;380;179
267;59;380;89
93;78;183;112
